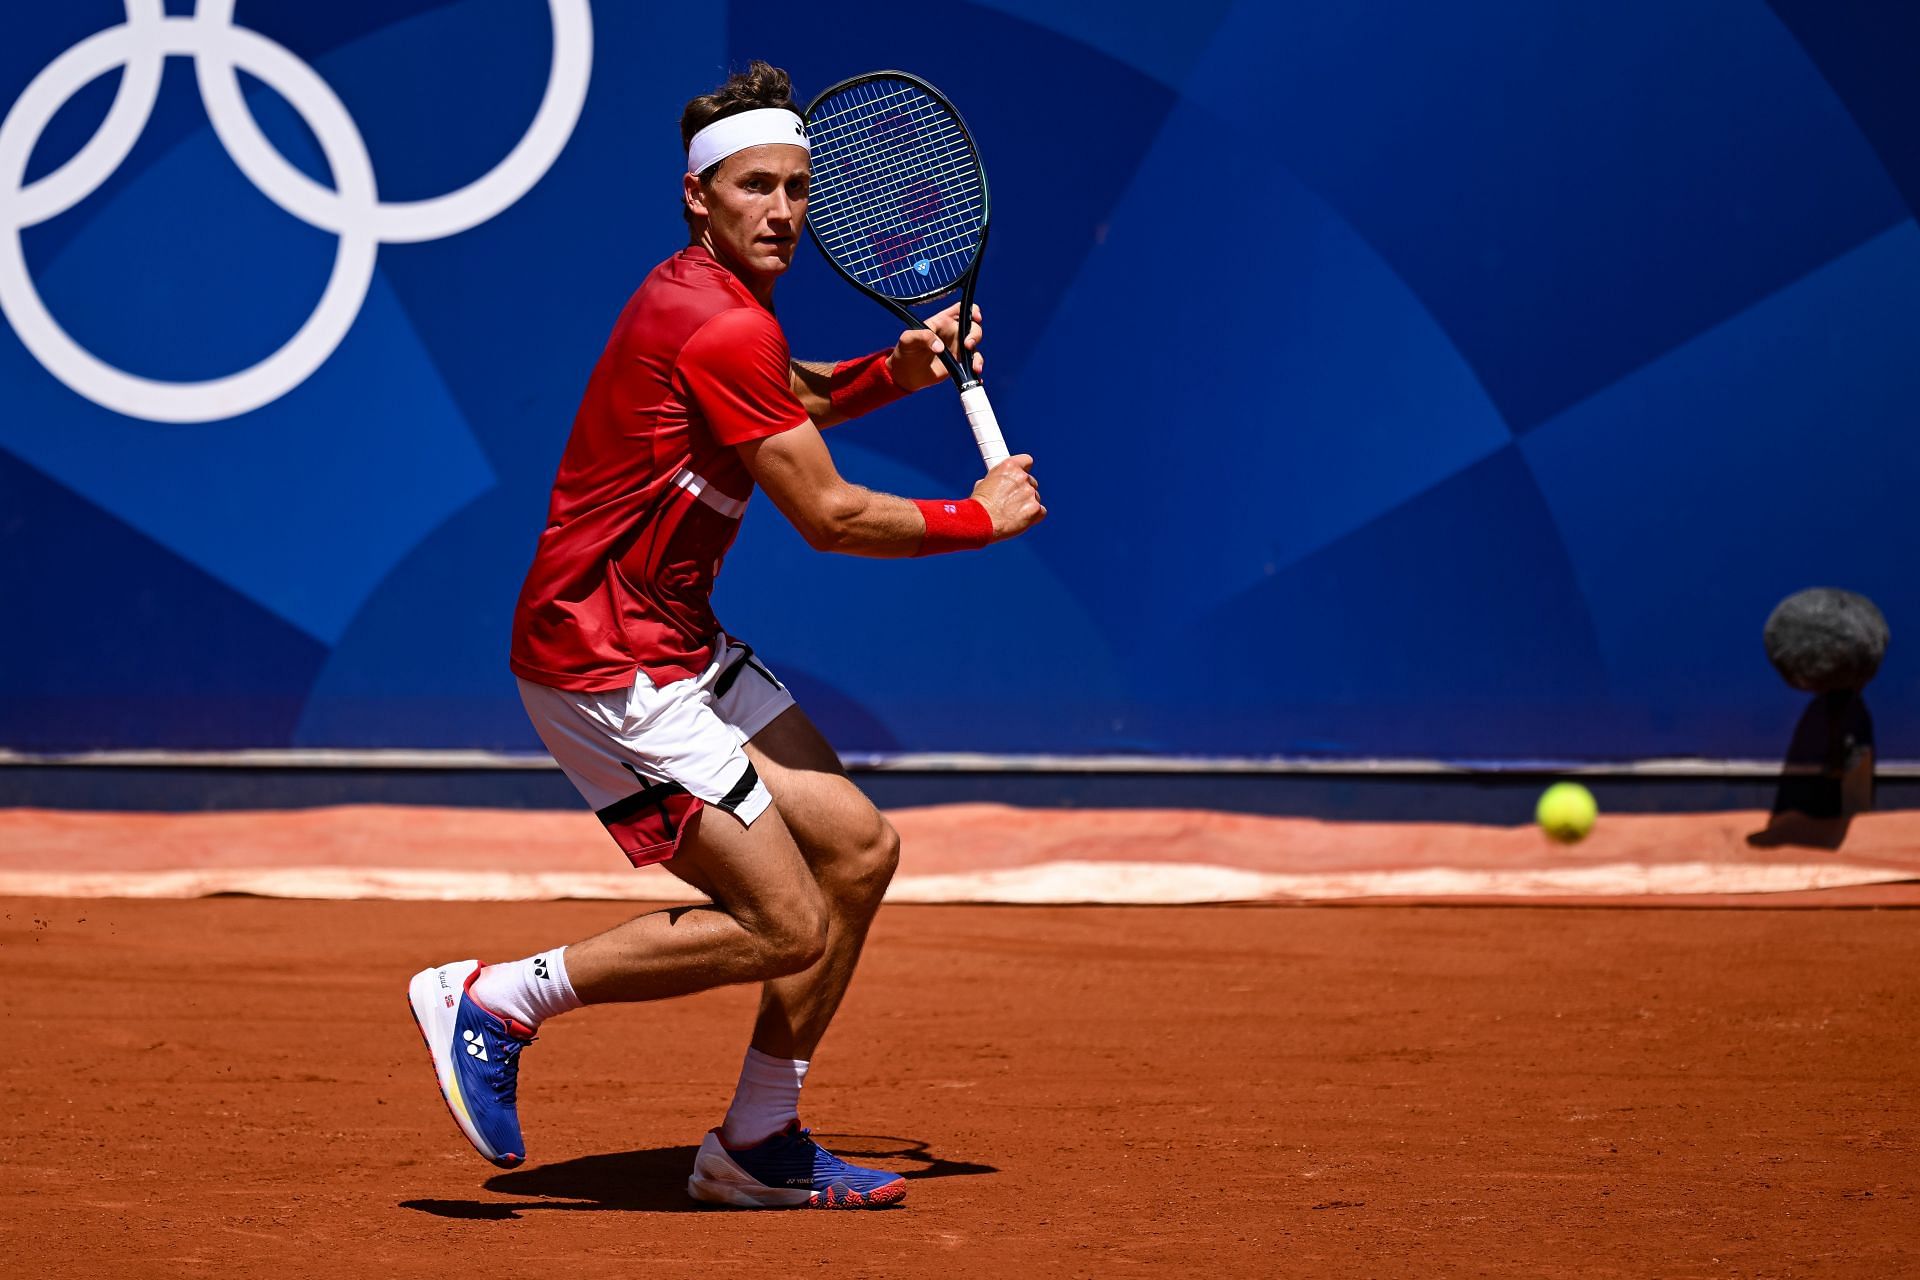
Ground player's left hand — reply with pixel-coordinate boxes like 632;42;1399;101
887;302;983;393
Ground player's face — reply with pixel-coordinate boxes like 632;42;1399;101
691;144;810;287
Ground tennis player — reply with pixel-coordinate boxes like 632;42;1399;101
406;62;1044;1210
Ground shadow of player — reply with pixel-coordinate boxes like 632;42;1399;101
400;1134;997;1219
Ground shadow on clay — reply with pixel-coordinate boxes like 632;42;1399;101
399;1134;998;1218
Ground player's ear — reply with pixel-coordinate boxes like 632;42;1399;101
684;171;709;220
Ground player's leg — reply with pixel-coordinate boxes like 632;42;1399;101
656;705;897;1137
741;704;899;1060
658;640;899;1057
407;672;828;1169
665;658;908;1207
562;799;829;1002
408;800;827;1169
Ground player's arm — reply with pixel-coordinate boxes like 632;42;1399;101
737;423;1042;558
787;301;985;429
785;359;848;426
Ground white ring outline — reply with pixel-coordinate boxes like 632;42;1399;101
0;0;592;424
9;0;166;230
0;14;379;425
192;0;593;244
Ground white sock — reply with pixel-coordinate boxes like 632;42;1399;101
720;1047;810;1147
468;946;581;1031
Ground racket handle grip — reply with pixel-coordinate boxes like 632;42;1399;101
960;384;1010;470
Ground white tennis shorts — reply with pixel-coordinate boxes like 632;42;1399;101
516;636;793;867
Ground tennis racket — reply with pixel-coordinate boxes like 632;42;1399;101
802;71;1008;470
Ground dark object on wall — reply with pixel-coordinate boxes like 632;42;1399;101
1763;588;1889;693
1752;589;1888;849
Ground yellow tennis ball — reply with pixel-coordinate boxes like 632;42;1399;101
1536;781;1598;843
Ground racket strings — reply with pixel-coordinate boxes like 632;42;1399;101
807;87;954;171
823;101;956;191
808;154;982;250
810;111;975;222
810;156;982;227
810;132;980;203
801;86;929;148
810;181;980;283
812;185;984;253
807;89;968;186
804;80;985;300
809;151;982;289
828;221;987;282
809;127;977;198
815;200;981;290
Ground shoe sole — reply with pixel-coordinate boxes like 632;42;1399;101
686;1133;906;1209
406;963;523;1169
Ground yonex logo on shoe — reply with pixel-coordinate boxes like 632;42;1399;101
463;1029;489;1062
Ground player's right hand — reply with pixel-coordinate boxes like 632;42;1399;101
972;455;1046;541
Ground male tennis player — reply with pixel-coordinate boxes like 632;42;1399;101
407;62;1044;1209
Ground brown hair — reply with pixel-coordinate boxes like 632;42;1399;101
680;61;799;228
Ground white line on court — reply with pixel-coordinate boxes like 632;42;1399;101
1;860;1912;904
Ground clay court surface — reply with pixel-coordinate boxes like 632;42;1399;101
4;896;1915;1277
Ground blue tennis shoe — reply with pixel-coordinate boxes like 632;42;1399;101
688;1121;907;1209
407;960;534;1168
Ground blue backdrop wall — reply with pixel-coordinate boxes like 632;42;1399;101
3;0;1917;761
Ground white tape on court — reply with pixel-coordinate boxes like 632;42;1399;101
0;859;1913;904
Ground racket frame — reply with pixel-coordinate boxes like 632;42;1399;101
802;70;991;396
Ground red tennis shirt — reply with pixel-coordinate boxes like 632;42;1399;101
509;246;810;692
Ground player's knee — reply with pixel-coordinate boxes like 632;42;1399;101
825;813;899;907
763;918;828;976
758;888;830;975
865;816;902;894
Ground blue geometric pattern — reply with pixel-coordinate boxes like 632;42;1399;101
3;1;1917;761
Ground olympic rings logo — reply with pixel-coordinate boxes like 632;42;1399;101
0;0;592;424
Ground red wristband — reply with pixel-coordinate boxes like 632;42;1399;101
913;498;994;556
829;350;910;420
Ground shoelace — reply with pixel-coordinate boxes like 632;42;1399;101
489;1033;532;1107
793;1130;861;1177
748;1126;893;1191
773;1127;826;1159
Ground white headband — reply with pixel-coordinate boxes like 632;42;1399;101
687;108;808;176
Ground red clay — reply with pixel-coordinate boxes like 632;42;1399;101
3;897;1916;1277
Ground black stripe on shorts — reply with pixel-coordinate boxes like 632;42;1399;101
715;642;783;699
715;761;761;815
596;775;691;836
